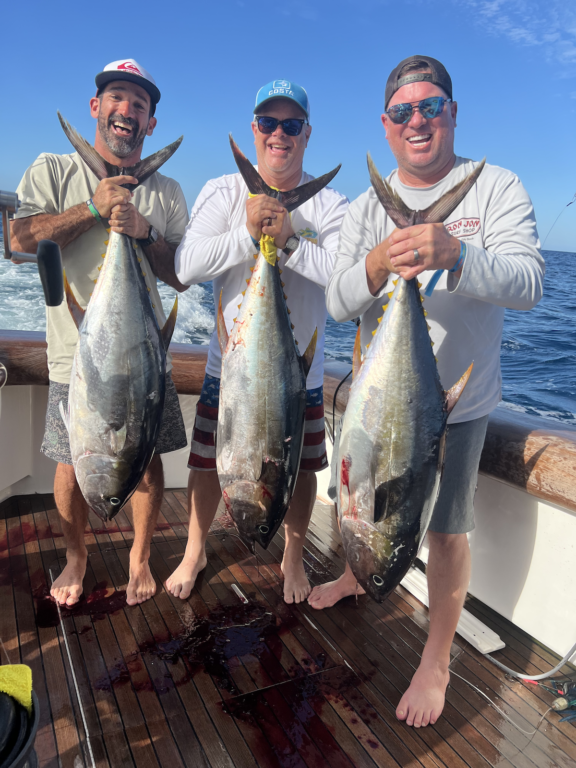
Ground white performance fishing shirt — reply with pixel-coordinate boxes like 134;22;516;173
326;157;545;423
175;171;349;389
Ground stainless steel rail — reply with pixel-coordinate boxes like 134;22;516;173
1;189;39;262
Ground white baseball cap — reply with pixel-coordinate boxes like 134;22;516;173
95;59;161;112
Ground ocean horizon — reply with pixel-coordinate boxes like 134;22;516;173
1;244;574;425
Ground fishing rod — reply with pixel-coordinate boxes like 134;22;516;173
542;192;576;248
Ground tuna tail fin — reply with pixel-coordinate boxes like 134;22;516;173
445;362;474;415
230;135;341;213
58;112;115;180
123;137;184;186
301;328;317;379
58;111;183;187
367;153;486;227
419;159;486;224
63;270;86;329
352;325;362;379
216;290;229;355
161;296;178;350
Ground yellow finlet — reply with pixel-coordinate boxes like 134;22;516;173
147;287;151;292
101;253;105;259
106;227;111;233
152;303;155;308
250;267;255;272
278;269;283;274
98;265;101;271
246;278;250;284
253;254;258;260
238;303;241;309
427;323;431;331
295;340;299;345
423;310;428;316
281;282;285;288
431;340;435;347
241;290;245;296
287;309;291;315
104;240;109;246
377;317;382;323
142;272;146;278
283;293;288;300
291;323;295;330
233;317;237;322
417;280;422;288
93;278;97;283
393;279;398;286
138;257;142;263
372;329;377;336
387;291;394;299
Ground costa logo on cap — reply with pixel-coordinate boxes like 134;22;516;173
117;61;143;77
273;80;290;89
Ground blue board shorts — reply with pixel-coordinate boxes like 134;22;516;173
328;414;490;535
41;373;187;465
188;373;329;473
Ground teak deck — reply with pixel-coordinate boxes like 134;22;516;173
0;492;574;768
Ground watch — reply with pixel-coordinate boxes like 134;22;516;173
138;225;159;247
283;234;300;256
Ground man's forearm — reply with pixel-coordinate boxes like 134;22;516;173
10;204;98;253
143;236;188;292
365;241;392;296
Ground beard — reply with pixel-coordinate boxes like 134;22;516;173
98;112;147;159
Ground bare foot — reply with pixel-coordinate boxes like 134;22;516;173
126;561;157;605
281;556;311;604
396;661;450;727
51;551;87;606
165;550;207;600
307;569;365;610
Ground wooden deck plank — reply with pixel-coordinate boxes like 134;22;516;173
1;492;574;768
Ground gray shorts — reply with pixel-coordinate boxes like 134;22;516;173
328;414;489;535
41;373;188;465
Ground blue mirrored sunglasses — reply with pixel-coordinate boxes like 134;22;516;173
256;116;308;136
385;96;452;125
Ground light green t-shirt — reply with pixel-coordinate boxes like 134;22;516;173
15;151;188;383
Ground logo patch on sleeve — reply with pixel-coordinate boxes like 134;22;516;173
446;218;481;238
298;228;318;244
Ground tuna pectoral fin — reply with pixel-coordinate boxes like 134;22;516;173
63;270;85;329
216;290;229;355
352;325;362;379
373;467;413;524
58;401;70;433
161;296;178;350
301;328;317;379
445;362;474;415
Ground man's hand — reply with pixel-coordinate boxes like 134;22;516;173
387;223;461;281
109;203;150;239
261;204;294;250
91;176;137;219
246;194;290;243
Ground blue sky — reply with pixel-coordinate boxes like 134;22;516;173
2;0;575;251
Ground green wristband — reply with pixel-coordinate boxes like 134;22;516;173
86;198;103;224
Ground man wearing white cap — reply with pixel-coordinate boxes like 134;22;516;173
168;80;349;604
11;59;189;608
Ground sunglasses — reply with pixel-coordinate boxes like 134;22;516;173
385;96;452;125
255;116;308;136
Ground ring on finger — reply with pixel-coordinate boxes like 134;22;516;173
267;217;272;227
413;248;420;261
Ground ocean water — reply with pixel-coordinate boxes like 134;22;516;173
0;245;573;424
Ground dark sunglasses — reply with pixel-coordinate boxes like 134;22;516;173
255;115;308;136
385;96;452;125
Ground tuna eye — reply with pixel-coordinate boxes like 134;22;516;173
258;525;269;534
110;497;121;506
372;575;384;587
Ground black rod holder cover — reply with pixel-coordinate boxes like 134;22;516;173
36;240;63;307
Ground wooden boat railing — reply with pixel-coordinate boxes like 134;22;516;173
1;329;575;514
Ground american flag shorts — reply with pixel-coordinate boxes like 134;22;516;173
188;373;328;473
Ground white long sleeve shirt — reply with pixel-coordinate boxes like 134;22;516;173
175;171;349;389
326;157;544;423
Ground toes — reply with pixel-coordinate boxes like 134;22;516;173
396;707;407;721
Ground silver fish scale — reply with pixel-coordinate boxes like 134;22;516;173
337;277;447;602
68;232;166;521
217;251;307;552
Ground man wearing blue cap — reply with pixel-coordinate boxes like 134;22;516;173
169;80;349;604
11;59;189;608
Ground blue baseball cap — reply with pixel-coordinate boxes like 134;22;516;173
254;80;310;120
